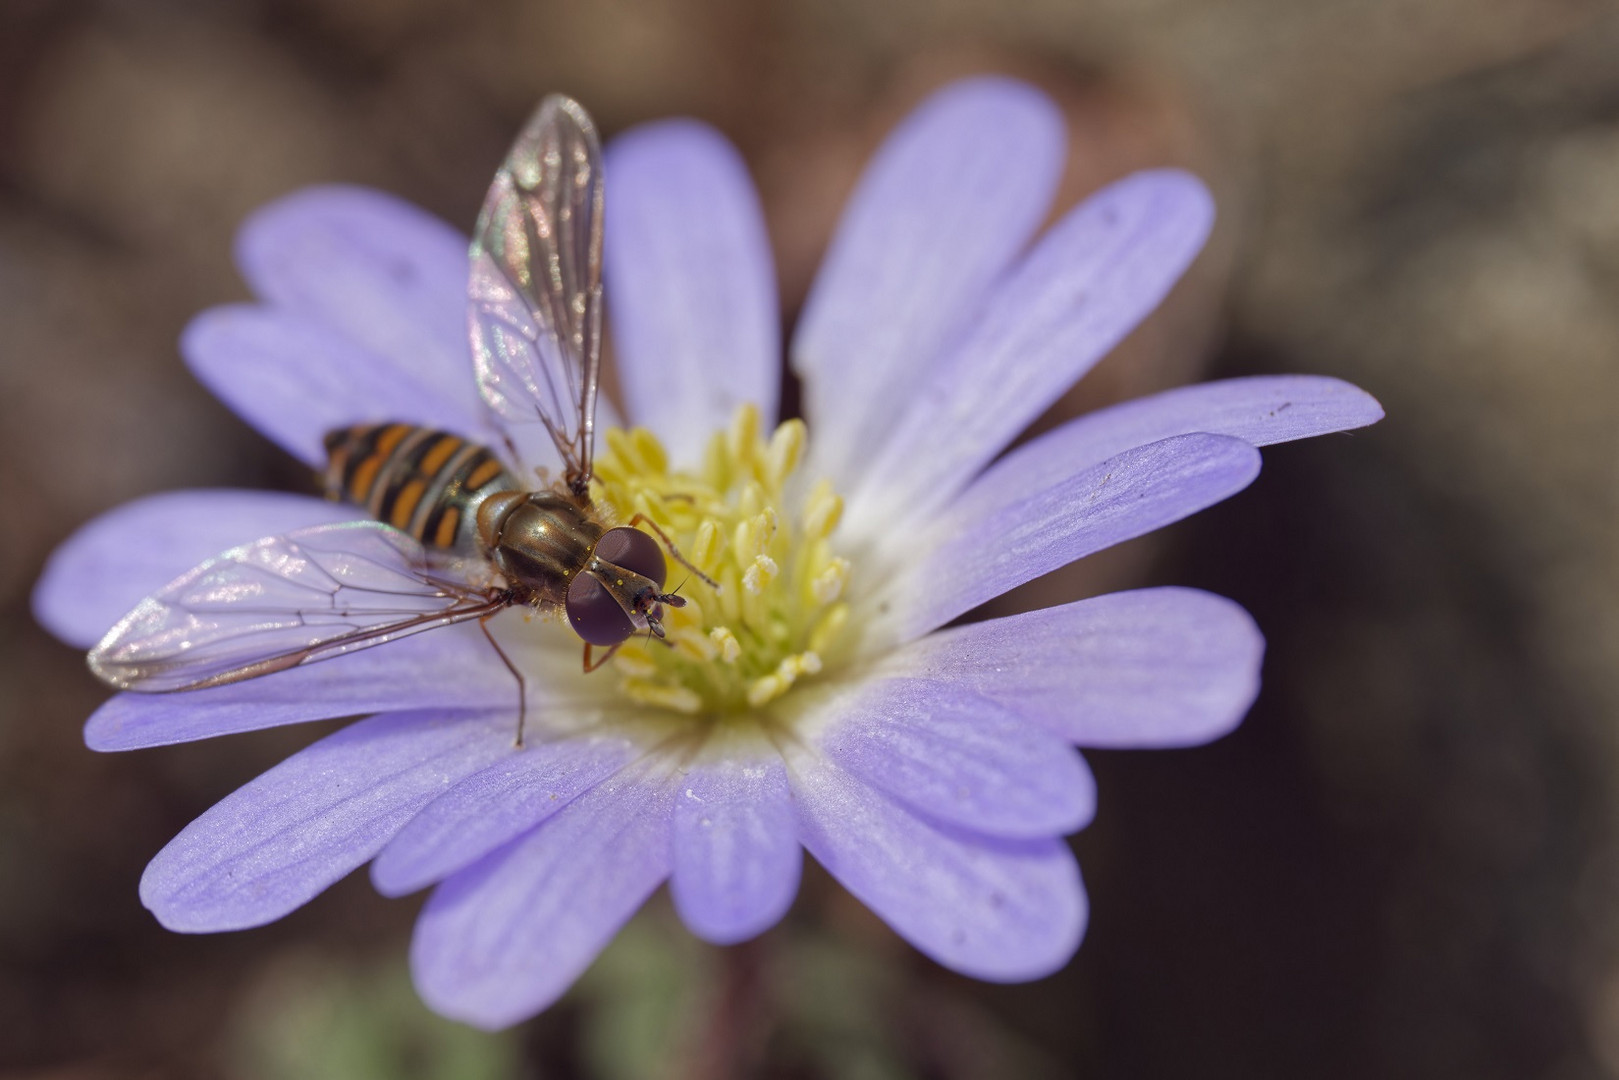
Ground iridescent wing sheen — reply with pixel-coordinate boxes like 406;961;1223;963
88;522;510;693
469;94;604;497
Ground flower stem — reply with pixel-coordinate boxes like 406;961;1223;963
682;939;767;1080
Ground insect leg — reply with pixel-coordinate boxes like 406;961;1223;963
583;640;623;673
628;513;719;590
480;614;528;748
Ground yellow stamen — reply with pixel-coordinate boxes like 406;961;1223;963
765;419;806;487
586;405;857;719
710;627;742;664
742;555;778;595
691;520;724;575
621;678;704;714
809;603;849;656
802;480;843;539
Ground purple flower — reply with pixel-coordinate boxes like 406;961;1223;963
32;78;1381;1030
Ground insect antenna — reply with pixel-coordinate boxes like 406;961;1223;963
655;575;692;610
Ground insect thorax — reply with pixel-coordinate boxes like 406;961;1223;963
479;491;604;605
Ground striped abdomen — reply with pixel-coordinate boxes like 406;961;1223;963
322;423;519;555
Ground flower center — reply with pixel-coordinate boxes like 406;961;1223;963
588;404;852;720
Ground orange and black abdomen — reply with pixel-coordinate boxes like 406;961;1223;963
322;423;519;555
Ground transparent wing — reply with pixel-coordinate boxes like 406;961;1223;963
88;522;510;692
469;94;604;495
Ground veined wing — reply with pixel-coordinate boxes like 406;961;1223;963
469;94;604;495
88;522;510;693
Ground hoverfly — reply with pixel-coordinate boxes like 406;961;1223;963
88;95;713;742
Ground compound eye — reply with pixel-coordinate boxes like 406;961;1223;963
594;527;667;588
566;572;634;646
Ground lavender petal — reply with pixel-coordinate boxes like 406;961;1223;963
843;170;1215;535
33;490;359;649
410;759;675;1030
605;121;780;463
869;433;1261;646
958;375;1384;522
810;679;1095;837
183;305;497;467
788;747;1087;981
877;587;1264;748
372;730;639;897
670;752;801;945
85;626;518;750
233;185;483;422
793;78;1065;492
141;710;513;933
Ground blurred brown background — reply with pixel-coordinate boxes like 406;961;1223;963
3;0;1618;1077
